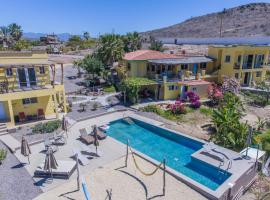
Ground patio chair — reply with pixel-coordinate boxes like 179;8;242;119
34;160;76;179
73;148;90;166
44;138;58;152
37;109;45;120
95;127;107;140
53;132;66;145
79;129;94;145
19;112;26;122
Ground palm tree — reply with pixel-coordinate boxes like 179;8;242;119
0;26;11;47
8;23;23;41
95;33;124;67
122;32;142;52
149;36;164;52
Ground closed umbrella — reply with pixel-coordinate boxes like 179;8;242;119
93;126;99;156
44;147;58;179
21;136;31;164
62;116;68;138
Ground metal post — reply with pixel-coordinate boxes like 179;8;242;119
163;158;166;196
76;153;80;190
125;139;129;167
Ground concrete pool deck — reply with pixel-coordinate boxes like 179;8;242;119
12;110;257;199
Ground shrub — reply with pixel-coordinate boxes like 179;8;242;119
0;149;7;164
207;83;223;105
32;120;61;134
169;101;187;114
186;91;201;109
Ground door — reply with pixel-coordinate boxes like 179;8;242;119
181;86;188;99
0;102;6;121
28;68;37;86
244;72;249;85
17;68;27;87
193;64;198;75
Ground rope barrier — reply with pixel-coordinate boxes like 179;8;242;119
129;147;163;176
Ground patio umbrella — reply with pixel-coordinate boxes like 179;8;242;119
21;136;31;164
93;126;99;156
62;116;68;137
44;147;58;179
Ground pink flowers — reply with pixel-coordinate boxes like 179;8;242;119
208;83;223;105
169;100;186;114
186;91;201;108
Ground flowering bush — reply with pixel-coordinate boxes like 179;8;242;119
186;91;201;108
208;83;223;105
169;100;187;114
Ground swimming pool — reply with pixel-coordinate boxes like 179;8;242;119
106;118;231;191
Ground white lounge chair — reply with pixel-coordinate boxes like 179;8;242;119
73;148;90;166
34;160;76;179
262;157;270;177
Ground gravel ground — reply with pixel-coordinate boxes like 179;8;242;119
0;141;42;200
10;125;56;143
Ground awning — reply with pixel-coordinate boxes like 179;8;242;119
148;56;213;64
0;61;54;67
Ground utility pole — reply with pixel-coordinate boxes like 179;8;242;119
219;8;226;38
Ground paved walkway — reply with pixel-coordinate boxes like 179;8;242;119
68;92;121;106
0;134;21;153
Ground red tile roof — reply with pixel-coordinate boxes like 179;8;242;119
178;80;211;86
123;50;180;61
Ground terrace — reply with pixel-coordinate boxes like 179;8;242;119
0;110;258;200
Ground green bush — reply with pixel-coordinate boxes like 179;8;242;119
200;106;213;116
0;149;7;164
32;120;61;134
103;85;116;93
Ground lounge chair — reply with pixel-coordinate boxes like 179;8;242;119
34;160;76;179
79;129;94;145
91;125;107;140
53;132;66;145
44;138;58;152
73;148;90;166
262;157;270;177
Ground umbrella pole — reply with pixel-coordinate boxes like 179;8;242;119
28;155;30;164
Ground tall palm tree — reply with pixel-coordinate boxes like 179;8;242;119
8;23;23;41
122;32;142;52
95;33;124;67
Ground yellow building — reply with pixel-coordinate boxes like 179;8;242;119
117;50;212;101
208;45;270;86
0;50;67;128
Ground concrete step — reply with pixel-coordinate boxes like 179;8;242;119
0;123;8;135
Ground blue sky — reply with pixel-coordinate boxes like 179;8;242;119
0;0;269;36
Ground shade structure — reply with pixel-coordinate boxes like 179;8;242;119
21;136;31;164
44;147;58;178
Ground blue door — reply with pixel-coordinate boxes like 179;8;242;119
193;64;198;75
0;102;6;121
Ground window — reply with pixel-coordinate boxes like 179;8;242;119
200;63;207;69
235;73;239;79
192;87;197;91
127;63;131;71
225;55;231;63
151;65;155;72
6;68;13;76
147;63;150;72
254;54;264;68
181;64;188;70
39;66;45;74
237;55;242;65
161;65;165;72
168;65;172;71
256;71;262;77
22;97;38;105
168;85;175;91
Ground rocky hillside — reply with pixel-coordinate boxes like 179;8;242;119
142;3;270;38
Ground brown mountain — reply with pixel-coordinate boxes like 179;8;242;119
142;3;270;38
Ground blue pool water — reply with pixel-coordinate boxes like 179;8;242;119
106;118;231;190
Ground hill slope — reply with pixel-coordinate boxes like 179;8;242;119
142;3;270;38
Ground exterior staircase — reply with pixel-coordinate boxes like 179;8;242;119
0;123;8;135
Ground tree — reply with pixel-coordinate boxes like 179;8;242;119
12;39;31;50
0;26;12;47
80;55;104;79
8;23;23;41
73;59;83;77
122;32;142;52
149;36;164;52
83;32;90;40
66;35;82;50
210;92;248;150
95;33;124;67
